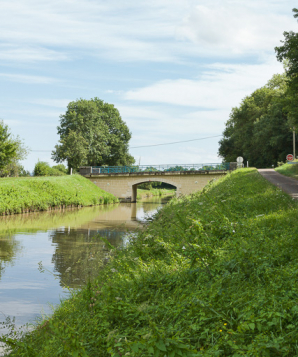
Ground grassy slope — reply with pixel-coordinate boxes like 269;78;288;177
4;168;298;356
137;188;175;200
275;161;298;179
0;175;117;215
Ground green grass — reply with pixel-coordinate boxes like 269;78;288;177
275;160;298;179
0;174;117;215
137;188;175;200
4;168;298;356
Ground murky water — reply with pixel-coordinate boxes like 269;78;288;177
0;196;171;335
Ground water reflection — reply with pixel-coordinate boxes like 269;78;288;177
0;196;172;332
0;237;21;280
50;228;125;288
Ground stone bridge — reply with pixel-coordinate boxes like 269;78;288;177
80;163;235;202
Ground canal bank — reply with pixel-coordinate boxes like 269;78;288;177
0;175;117;216
3;169;298;355
0;196;172;348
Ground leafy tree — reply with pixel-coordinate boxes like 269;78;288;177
18;165;31;177
275;8;298;126
0;121;29;177
218;73;293;167
52;98;135;171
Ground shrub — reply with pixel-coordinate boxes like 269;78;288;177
34;162;67;176
33;161;51;176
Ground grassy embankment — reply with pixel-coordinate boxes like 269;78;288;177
3;168;298;356
275;160;298;179
137;188;175;200
0;175;117;215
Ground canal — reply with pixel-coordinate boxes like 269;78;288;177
0;196;171;337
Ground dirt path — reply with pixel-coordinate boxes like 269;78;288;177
258;169;298;199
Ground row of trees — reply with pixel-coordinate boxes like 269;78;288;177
219;8;298;168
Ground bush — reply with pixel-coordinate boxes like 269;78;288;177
34;162;67;176
52;164;67;174
33;161;51;176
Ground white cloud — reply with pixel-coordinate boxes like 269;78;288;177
0;0;295;63
29;99;71;108
0;73;58;84
176;1;295;55
124;58;284;109
0;45;68;62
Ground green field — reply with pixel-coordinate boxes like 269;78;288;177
0;175;117;215
3;168;298;356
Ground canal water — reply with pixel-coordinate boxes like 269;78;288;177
0;196;171;336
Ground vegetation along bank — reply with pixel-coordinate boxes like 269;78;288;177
0;174;117;215
137;188;175;200
3;168;298;356
275;160;298;179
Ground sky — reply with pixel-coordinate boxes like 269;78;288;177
0;0;297;172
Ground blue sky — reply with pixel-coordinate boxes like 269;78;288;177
0;0;297;171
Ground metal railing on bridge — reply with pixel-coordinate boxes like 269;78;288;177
90;163;230;174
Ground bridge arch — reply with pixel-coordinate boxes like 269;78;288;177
130;178;179;202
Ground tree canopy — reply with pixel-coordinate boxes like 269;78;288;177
218;74;293;167
0;121;29;177
275;8;298;126
52;98;135;170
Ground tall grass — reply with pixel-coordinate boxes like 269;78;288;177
0;175;117;215
275;161;298;179
3;168;298;356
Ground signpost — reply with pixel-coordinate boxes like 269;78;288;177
287;154;294;162
237;156;244;168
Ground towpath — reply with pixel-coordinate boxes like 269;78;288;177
258;169;298;199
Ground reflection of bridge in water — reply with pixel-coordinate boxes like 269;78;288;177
79;203;140;229
80;163;236;202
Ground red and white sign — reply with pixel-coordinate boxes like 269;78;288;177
287;154;294;161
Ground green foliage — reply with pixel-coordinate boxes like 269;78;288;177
218;73;293;167
137;188;175;200
138;181;162;190
275;9;298;126
52;164;67;174
52;98;135;170
33;161;51;176
0;121;29;176
4;169;298;356
275;161;298;178
0;175;117;215
34;161;68;176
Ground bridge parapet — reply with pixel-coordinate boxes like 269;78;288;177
80;163;235;176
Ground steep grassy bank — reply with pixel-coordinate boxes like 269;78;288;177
0;175;117;215
137;188;175;200
3;168;298;356
275;161;298;179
